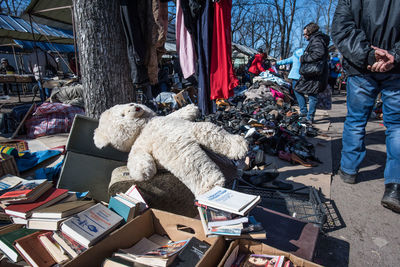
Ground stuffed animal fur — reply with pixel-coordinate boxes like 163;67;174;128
93;103;248;196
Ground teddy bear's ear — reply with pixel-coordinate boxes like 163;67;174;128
93;128;110;149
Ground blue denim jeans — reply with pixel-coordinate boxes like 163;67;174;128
37;80;52;102
341;74;400;184
294;90;318;121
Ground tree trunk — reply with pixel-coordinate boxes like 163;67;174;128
73;0;134;119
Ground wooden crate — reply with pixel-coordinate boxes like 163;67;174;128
0;154;19;177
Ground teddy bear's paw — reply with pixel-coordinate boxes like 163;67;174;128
227;135;249;160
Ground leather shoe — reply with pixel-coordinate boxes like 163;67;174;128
338;168;356;184
381;183;400;213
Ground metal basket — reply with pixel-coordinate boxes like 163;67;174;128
233;180;327;229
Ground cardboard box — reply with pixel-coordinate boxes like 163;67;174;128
64;208;226;267
218;239;323;267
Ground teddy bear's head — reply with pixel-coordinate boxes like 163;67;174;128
94;103;156;152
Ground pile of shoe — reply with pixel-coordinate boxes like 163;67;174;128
197;81;321;170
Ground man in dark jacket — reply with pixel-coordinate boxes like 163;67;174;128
0;58;15;96
332;0;400;213
294;22;330;123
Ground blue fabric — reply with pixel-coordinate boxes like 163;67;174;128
294;90;318;121
16;150;62;172
197;0;214;115
329;57;340;78
35;159;64;181
341;74;400;184
276;48;304;80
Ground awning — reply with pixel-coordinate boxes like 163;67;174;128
0;14;73;44
23;0;72;26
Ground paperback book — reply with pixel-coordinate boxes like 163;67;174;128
196;186;261;216
60;203;123;248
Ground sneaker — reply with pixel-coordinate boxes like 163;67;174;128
338;168;357;184
381;183;400;213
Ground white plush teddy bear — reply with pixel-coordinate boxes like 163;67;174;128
93;103;248;196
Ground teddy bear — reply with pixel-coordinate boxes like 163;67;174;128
93;103;248;196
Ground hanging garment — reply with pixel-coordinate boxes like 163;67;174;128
196;0;214;115
210;0;238;100
147;0;167;85
120;0;151;85
120;0;165;86
176;0;196;79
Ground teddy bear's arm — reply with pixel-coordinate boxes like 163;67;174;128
127;148;157;182
192;122;249;160
166;104;199;121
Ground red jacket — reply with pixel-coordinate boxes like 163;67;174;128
248;54;266;75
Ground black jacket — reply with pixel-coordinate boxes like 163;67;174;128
295;32;330;95
331;0;400;76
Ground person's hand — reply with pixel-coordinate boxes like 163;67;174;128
271;61;276;66
367;46;395;72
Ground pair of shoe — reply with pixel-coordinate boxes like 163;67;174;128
339;169;400;213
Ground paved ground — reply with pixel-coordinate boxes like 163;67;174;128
315;93;400;266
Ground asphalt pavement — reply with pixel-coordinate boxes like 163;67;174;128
315;93;400;266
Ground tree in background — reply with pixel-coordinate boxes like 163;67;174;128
73;0;135;118
0;0;29;16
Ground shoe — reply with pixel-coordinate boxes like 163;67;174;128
338;168;356;184
291;153;318;167
381;183;400;213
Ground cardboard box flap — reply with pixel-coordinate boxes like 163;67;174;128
151;209;210;243
66;115;128;162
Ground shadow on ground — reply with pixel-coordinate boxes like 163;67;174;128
314;234;350;267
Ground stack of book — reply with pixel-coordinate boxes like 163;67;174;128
104;236;210;267
195;186;265;239
108;185;148;222
0;203;124;265
0;180;150;265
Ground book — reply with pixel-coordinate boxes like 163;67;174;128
10;216;27;224
0;228;37;262
206;207;248;228
124;185;148;213
13;231;57;267
31;200;95;219
169;237;210;267
60;203;123;248
108;195;138;222
52;231;87;258
38;231;70;264
196;186;261;216
241;254;284;267
103;256;148;267
27;218;66;231
133;239;189;267
5;188;69;218
0;175;25;193
209;224;243;236
0;179;52;203
115;238;188;267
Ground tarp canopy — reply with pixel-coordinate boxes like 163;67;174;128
0;14;73;44
232;43;258;56
23;0;72;27
13;40;74;53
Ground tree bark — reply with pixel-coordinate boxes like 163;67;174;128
73;0;134;119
